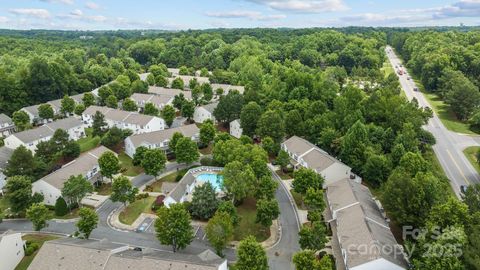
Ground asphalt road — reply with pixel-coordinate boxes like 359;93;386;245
385;46;480;196
268;168;301;270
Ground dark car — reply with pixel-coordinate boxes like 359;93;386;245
413;87;419;92
460;185;468;194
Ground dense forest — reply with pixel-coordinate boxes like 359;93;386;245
0;28;479;269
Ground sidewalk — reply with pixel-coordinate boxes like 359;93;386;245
109;205;156;231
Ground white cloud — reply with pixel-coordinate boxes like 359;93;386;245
205;10;286;21
0;16;9;23
433;0;480;18
70;9;83;17
9;8;51;19
40;0;74;5
57;9;106;22
245;0;348;13
85;2;100;10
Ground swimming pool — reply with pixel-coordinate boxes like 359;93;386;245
196;173;223;191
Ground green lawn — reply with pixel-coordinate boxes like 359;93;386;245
148;172;179;192
234;197;270;242
464;146;480;174
119;196;155;225
95;183;112;195
118;151;143;177
78;128;101;152
15;234;60;270
199;144;213;155
290;190;307;210
275;170;293;180
50;207;80;220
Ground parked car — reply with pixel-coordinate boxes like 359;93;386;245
413;87;419;92
460;185;468;194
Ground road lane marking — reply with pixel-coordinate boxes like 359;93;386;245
446;149;471;185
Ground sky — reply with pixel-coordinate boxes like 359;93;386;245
0;0;479;30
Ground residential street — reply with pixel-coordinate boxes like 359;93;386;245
386;46;480;196
0;162;300;270
267;168;301;270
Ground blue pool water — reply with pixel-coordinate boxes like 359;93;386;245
196;173;223;191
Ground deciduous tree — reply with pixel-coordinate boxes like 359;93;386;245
141;149;166;179
98;152;120;180
26;203;50;231
206;211;234;256
255;198;280;227
161;105;176;127
236;236;268;270
155;204;194;252
76;207;98;239
175;137;199;165
110;176;139;207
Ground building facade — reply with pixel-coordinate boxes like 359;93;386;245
32;146;111;205
124;124;199;158
0;231;25;270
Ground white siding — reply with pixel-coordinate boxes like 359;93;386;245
32;180;61;206
0;233;24;270
4;135;26;151
193;107;213;123
350;258;406;270
124;137;136;158
163;197;177;208
229;120;242;139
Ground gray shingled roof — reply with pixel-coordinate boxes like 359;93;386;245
201;102;219;114
28;238;225;270
106;249;224;270
127;124;199;149
169;172;196;202
283;136;348;173
326;179;407;269
130;93;173;108
27;238;127;270
210;83;245;95
0;147;13;170
148;86;192;100
83;105;156;127
12;117;83;144
0;113;12;125
37;146;111;189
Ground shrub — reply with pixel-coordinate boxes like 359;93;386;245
54;197;68;216
135;193;149;200
200;157;214;166
151;195;165;211
24;242;40;256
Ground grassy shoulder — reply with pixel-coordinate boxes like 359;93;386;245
463;146;480;174
15;234;60;270
234;197;270;242
381;59;394;78
118;151;143;177
119;196;155;225
419;83;475;135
